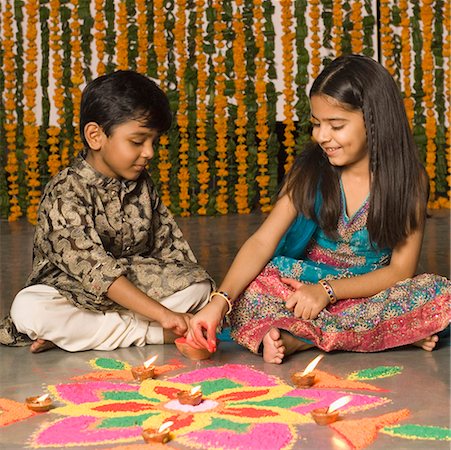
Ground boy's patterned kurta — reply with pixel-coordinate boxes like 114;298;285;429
0;152;213;345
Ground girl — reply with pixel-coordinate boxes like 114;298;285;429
188;54;450;363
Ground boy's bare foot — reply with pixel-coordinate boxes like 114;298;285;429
262;328;314;364
413;335;439;351
30;339;56;353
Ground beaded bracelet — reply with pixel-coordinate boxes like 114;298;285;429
209;290;233;315
318;279;337;304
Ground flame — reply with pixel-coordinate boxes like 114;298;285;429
327;395;352;413
190;385;202;395
158;421;173;433
36;394;49;402
301;354;324;375
143;355;158;368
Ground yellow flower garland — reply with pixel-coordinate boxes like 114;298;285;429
254;0;271;212
117;1;128;70
420;0;437;206
195;0;210;215
70;0;84;157
24;0;41;223
399;0;414;127
350;0;363;54
332;0;343;56
3;1;22;221
445;0;451;206
380;0;395;76
309;0;321;79
48;0;63;176
281;0;296;174
136;0;148;74
232;0;250;214
94;0;106;75
154;0;171;206
212;1;229;214
175;0;190;216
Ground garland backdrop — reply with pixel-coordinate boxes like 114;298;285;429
0;0;449;223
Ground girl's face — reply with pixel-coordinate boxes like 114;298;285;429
89;120;158;181
310;94;369;171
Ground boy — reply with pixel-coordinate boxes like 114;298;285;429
0;70;213;352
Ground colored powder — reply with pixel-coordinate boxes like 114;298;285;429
381;424;451;441
348;366;403;380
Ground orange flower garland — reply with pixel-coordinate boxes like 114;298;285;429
332;0;343;56
136;0;148;74
253;0;271;212
174;0;190;216
232;0;250;214
212;1;229;214
195;0;210;215
309;0;321;79
350;0;363;54
420;0;437;206
3;1;22;221
70;0;84;157
116;1;128;70
445;0;451;205
47;0;63;176
399;0;414;127
379;0;395;76
23;0;41;223
281;0;296;174
94;0;106;75
153;0;171;207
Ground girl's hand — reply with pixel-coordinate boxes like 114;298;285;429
186;299;227;352
159;311;192;337
281;277;330;320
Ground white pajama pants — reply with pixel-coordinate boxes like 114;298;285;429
10;282;211;352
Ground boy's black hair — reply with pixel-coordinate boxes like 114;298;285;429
80;70;172;147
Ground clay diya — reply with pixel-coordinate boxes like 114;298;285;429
131;355;158;382
175;337;216;360
291;354;324;388
177;385;203;406
26;394;53;412
142;421;173;444
311;395;352;425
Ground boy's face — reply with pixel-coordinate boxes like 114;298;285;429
87;120;159;181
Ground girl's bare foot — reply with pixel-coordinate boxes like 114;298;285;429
413;335;439;351
30;339;56;353
262;328;314;364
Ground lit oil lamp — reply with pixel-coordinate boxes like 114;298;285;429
291;354;324;388
142;420;173;444
131;355;158;382
177;385;203;406
26;393;53;412
311;395;352;425
175;337;215;361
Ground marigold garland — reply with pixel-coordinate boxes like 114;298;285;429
116;1;128;70
380;0;395;76
195;0;210;215
332;0;343;56
23;0;41;224
281;0;296;174
47;0;63;177
94;0;106;75
3;0;22;221
153;0;171;207
350;0;363;53
136;0;148;74
399;0;414;126
174;0;190;216
232;0;250;214
212;0;229;215
445;0;451;204
309;0;321;79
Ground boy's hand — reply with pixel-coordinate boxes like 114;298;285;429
281;277;329;320
160;311;191;336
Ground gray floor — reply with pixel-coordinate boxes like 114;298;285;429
0;210;450;449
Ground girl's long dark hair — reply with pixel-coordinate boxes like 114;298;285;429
284;54;428;249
